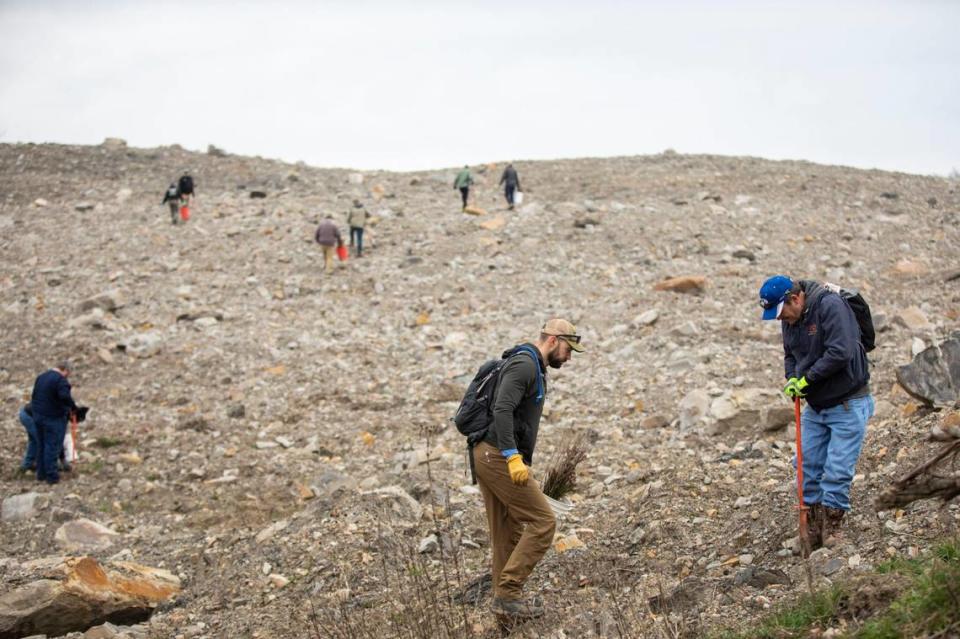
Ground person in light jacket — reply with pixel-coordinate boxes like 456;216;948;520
347;200;368;257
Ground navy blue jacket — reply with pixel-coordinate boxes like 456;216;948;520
30;369;78;421
782;280;869;412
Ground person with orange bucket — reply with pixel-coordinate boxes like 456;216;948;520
177;171;195;222
314;214;344;274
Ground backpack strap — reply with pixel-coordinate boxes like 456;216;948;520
513;345;544;403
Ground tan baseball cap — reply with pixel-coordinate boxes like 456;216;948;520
542;318;585;352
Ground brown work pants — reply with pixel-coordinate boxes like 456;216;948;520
473;441;556;599
321;245;335;273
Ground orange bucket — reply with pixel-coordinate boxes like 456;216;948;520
336;245;348;261
180;206;190;221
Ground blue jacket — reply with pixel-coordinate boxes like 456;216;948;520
30;369;77;421
782;280;869;412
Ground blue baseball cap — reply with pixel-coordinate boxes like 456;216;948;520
759;275;794;320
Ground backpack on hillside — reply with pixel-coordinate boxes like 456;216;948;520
823;282;876;353
453;345;544;483
178;175;194;196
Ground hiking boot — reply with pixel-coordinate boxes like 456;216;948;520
806;503;824;551
822;507;846;547
491;595;544;619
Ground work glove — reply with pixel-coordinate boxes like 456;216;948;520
505;454;529;486
74;406;90;423
783;376;809;399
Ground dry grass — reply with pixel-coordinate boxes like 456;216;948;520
541;434;588;501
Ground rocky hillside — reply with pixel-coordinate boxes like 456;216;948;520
1;141;958;638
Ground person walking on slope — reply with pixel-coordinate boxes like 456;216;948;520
453;165;474;210
347;200;368;257
161;182;180;224
177;171;195;216
314;215;343;274
474;319;584;620
30;360;86;485
498;163;521;210
759;275;874;550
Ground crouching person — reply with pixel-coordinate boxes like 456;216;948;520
474;319;584;620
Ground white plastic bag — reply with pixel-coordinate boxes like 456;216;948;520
63;422;78;463
514;191;524;205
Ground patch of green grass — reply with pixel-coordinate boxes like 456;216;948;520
93;436;125;448
858;539;960;639
714;537;960;639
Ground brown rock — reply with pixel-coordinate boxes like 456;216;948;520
641;414;670;430
893;259;927;276
0;556;180;638
479;215;506;231
654;276;707;294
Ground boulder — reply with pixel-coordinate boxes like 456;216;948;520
678;389;710;430
894;306;933;332
0;556;179;638
479;215;506;231
79;291;125;313
101;138;127;148
118;332;163;359
632;309;660;327
55;519;121;552
654;276;707;294
1;493;48;523
895;332;960;407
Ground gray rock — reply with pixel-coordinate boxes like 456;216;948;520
226;403;245;419
679;389;710;430
895;332;960;406
632;309;660;327
418;534;438;554
118;332;163;358
54;519;121;552
79;290;124;313
2;492;48;522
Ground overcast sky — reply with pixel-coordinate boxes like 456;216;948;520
1;1;958;174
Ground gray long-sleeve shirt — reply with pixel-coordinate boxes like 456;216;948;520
482;344;546;465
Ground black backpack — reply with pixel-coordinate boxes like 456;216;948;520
453;358;507;444
824;282;876;353
178;175;194;195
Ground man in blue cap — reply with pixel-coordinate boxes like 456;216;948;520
759;276;873;549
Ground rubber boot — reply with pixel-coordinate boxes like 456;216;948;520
822;506;846;548
806;503;824;551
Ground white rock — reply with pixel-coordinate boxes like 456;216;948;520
2;492;47;522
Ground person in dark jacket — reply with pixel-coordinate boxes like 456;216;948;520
314;215;344;274
161;183;180;225
30;360;81;484
474;318;584;620
498;163;521;210
760;276;874;550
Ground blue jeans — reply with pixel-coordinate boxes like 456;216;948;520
19;407;38;470
350;227;364;255
800;395;874;511
35;415;67;484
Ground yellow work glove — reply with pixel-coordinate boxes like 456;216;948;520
783;376;809;399
506;454;529;486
